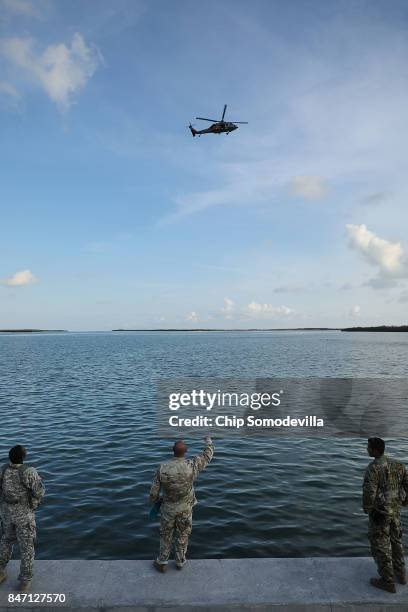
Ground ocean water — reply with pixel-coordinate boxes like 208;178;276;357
0;330;407;559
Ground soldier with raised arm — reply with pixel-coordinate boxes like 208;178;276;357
149;436;214;572
363;437;408;593
0;445;45;592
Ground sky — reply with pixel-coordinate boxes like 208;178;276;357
1;0;408;330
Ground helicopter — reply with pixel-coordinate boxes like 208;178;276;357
189;104;248;137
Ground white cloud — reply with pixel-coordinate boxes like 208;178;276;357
1;0;39;17
245;302;294;318
289;176;327;200
2;33;102;111
220;297;234;319
186;311;199;322
2;269;38;286
349;304;361;318
346;224;405;277
0;81;20;110
0;81;20;99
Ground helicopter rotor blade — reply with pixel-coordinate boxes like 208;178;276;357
196;117;217;122
221;104;227;121
231;121;248;124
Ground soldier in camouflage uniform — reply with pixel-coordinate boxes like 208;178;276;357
0;445;45;592
149;436;214;572
363;437;408;593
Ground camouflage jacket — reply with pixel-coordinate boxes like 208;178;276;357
0;463;45;518
149;439;214;514
363;455;408;515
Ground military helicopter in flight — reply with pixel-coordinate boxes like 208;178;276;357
189;104;248;137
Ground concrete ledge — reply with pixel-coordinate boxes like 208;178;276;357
1;558;408;611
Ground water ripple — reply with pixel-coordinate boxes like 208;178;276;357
0;331;407;559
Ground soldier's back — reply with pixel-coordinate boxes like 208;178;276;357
1;465;32;513
386;457;406;499
372;456;407;512
159;458;195;508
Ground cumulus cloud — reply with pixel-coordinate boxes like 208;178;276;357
1;0;39;17
0;81;20;99
0;81;20;110
349;304;361;318
186;299;296;324
245;302;294;318
2;269;38;286
289;176;327;200
2;33;102;111
346;224;407;284
220;297;234;319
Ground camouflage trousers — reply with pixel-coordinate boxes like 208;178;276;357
368;510;405;583
0;513;36;581
157;508;192;566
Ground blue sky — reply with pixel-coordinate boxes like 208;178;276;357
1;0;408;330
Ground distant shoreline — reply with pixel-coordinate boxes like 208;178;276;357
341;325;408;332
113;326;408;332
0;329;67;333
112;328;338;332
2;326;406;334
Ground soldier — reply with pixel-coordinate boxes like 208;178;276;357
0;445;45;592
149;436;214;572
363;437;408;593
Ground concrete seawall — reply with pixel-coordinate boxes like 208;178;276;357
1;558;408;611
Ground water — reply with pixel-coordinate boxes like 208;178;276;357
0;330;407;559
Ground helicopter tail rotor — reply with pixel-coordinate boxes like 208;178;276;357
189;123;197;137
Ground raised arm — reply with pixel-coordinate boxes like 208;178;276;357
149;468;161;504
189;437;215;480
362;464;378;514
